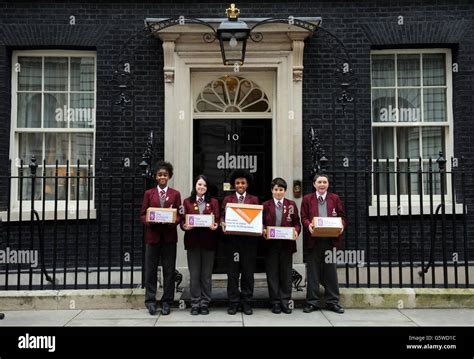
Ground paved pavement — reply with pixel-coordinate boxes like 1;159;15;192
1;308;474;327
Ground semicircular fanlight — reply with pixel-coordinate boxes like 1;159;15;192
195;76;271;113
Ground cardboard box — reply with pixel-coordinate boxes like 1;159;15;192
311;217;343;237
266;226;296;240
146;207;177;223
224;203;263;236
185;214;214;228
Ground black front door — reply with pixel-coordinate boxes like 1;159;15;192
193;118;272;273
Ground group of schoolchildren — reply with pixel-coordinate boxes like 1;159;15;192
140;160;347;317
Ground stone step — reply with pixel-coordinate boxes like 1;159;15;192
2;288;474;310
209;273;268;288
179;287;308;308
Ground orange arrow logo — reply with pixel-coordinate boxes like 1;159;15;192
231;207;261;224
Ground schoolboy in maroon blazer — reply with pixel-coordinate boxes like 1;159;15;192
300;173;346;314
140;161;182;316
181;175;220;315
221;169;259;315
262;177;301;314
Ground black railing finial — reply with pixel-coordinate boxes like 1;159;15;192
29;155;38;177
437;151;446;172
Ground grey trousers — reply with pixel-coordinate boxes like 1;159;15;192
187;248;215;308
306;238;340;307
265;242;293;307
145;242;176;305
226;237;258;305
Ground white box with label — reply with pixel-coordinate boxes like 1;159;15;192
224;203;263;236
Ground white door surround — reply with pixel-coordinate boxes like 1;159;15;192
148;19;318;282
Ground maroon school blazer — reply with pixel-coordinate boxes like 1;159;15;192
180;197;220;251
140;187;182;244
300;192;347;249
262;198;301;254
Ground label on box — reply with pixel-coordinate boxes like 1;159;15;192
225;203;263;235
312;217;343;237
315;217;342;228
186;214;214;228
266;226;296;240
146;207;176;223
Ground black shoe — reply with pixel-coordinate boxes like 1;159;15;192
326;303;345;314
190;307;199;315
227;304;239;315
242;303;253;315
303;304;320;313
145;303;157;315
271;304;281;314
200;306;209;315
281;305;292;314
161;303;171;315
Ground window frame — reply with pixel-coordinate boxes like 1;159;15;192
9;50;97;214
370;48;456;213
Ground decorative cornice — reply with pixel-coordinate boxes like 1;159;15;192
292;40;305;82
293;69;303;82
148;17;318;81
162;40;175;83
164;71;174;83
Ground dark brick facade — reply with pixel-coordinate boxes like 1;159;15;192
0;0;473;287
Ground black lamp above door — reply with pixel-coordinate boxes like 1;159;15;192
216;4;250;66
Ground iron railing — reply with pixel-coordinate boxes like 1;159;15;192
0;155;472;290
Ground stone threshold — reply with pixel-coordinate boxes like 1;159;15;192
0;287;473;310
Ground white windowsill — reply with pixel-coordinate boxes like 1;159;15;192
368;203;465;217
0;209;97;222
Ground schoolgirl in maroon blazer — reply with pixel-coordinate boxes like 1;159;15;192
220;169;259;315
181;175;220;315
300;173;346;314
262;177;301;314
140;161;182;316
